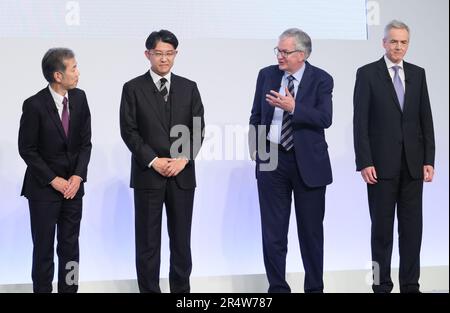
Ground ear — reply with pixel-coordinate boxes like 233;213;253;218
53;71;62;83
144;50;151;61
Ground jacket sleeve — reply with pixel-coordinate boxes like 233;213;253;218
419;69;435;167
353;68;373;171
74;91;92;181
120;82;157;169
18;99;56;186
248;69;265;159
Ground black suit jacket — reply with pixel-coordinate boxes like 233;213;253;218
353;57;435;179
120;72;205;190
18;87;92;200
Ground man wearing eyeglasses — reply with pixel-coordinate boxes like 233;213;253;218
353;20;435;293
249;28;333;293
120;30;205;293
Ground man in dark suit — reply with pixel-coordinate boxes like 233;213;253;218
120;30;205;293
353;20;435;293
249;28;333;293
18;48;92;293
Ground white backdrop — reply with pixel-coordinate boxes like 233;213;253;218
0;0;448;285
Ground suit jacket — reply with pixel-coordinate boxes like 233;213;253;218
18;87;92;201
249;62;334;188
353;57;435;179
120;72;205;190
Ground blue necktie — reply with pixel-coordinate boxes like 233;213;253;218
392;65;404;110
280;75;295;151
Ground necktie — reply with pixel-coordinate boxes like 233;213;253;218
159;78;168;101
392;65;404;110
61;96;69;137
280;75;295;151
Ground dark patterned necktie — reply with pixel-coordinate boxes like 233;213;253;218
280;75;295;151
61;96;69;137
159;78;168;101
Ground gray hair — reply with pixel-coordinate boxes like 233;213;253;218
384;20;410;39
41;47;75;83
279;28;312;59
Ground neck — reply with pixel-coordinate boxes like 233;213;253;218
287;61;305;75
386;54;402;65
50;83;67;96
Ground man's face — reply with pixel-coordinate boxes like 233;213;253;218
383;28;409;64
145;41;177;76
55;57;79;90
276;36;305;74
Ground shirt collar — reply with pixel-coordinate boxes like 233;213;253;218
149;69;171;85
48;85;68;106
384;55;404;70
284;62;306;81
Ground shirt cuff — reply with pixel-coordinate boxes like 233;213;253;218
148;157;158;168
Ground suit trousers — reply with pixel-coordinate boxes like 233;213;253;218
28;199;82;293
368;150;423;293
134;178;194;293
257;147;326;293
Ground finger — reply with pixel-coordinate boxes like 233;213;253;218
269;90;281;97
265;94;280;103
366;171;375;184
64;185;75;198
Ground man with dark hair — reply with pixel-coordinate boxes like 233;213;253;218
120;30;205;293
353;20;435;293
18;48;92;293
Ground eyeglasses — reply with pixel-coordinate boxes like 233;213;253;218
274;47;302;58
149;50;178;58
388;40;409;47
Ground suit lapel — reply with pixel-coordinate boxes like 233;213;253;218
141;72;169;135
402;61;414;114
44;88;68;142
169;74;182;129
67;89;79;146
376;58;403;113
296;62;312;105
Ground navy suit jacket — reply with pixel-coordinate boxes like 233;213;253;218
249;62;334;188
18;87;92;201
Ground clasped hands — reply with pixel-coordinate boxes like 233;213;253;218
265;87;295;113
50;175;82;199
152;158;188;177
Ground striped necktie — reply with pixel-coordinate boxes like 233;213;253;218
159;77;168;101
280;75;295;151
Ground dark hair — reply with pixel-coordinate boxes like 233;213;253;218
41;48;75;83
145;29;179;50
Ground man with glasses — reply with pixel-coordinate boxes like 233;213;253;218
353;20;435;293
120;30;205;293
249;28;333;293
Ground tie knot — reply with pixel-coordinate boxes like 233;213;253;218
62;96;68;106
392;65;401;73
287;75;295;82
160;78;167;86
